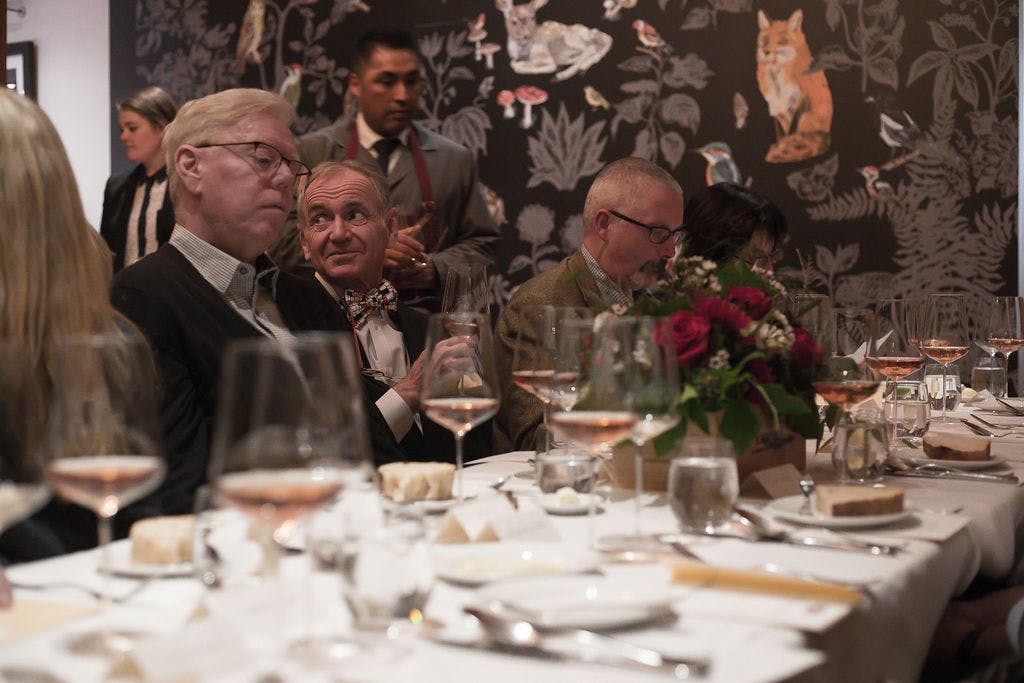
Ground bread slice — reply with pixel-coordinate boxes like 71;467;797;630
130;515;195;564
378;462;455;502
814;485;904;517
923;431;991;461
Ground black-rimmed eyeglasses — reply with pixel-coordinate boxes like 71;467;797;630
606;208;684;246
194;141;311;192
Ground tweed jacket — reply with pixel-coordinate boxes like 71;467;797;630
494;250;608;451
100;164;175;272
269;116;500;307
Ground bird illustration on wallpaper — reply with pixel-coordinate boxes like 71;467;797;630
695;142;742;186
756;9;833;164
236;0;265;71
495;0;612;81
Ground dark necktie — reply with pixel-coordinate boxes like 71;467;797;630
372;138;401;175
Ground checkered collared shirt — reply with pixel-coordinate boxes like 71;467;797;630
580;244;632;309
169;225;296;343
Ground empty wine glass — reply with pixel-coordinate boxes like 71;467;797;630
420;312;500;499
45;332;166;657
790;293;835;356
986;296;1024;395
922;294;970;422
441;262;490;318
867;299;924;446
834;307;875;360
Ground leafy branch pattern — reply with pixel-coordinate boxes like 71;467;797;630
526;104;607;192
811;0;905;91
418;30;493;158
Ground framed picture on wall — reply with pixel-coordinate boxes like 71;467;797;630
6;41;37;100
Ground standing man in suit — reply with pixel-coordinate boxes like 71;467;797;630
494;157;684;450
292;159;490;463
111;88;327;518
269;27;500;311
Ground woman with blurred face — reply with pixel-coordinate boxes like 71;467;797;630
99;86;178;272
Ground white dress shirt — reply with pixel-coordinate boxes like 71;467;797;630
356;112;410;175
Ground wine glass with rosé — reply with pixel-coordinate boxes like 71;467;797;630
986;296;1024;394
922;294;970;422
44;332;166;657
867;298;925;445
421;312;500;499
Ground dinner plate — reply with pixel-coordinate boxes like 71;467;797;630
539;492;602;516
893;448;1006;471
435;544;600;587
766;495;913;529
100;542;194;579
474;575;674;630
381;480;483;514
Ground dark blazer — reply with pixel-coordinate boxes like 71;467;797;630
282;274;492;465
100;165;175;272
110;244;330;518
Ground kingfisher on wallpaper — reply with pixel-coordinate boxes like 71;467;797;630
583;85;610;110
235;0;266;71
696;142;742;186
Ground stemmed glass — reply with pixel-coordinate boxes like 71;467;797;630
421;312;500;499
207;333;373;661
44;332;166;656
510;306;591;451
867;298;925;445
834;307;875;360
441;262;490;318
986;296;1024;394
790;293;835;356
922;294;970;422
600;316;679;551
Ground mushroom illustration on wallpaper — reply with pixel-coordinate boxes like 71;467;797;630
235;0;266;71
497;89;517;119
495;0;612;81
603;0;637;21
516;86;548;128
756;9;833;164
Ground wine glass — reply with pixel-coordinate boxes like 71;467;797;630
867;299;925;446
208;332;373;661
922;294;970;422
600;316;679;551
986;296;1024;394
834;307;875;360
790;293;835;356
441;262;490;318
510;306;592;451
45;332;166;657
420;312;500;499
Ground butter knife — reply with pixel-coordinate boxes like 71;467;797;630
884;465;1019;485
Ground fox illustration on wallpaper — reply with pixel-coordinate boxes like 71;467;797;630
756;9;833;163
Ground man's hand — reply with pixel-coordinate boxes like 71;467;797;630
392;350;425;413
384;221;438;290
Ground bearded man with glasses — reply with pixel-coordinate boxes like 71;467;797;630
494;156;684;451
111;88;330;517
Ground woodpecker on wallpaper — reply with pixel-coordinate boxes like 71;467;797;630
755;9;833;163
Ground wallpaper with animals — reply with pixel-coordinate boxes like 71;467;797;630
110;0;1019;313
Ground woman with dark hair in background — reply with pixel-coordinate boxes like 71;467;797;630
100;86;178;272
682;182;788;272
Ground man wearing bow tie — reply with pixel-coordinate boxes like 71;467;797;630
291;159;490;463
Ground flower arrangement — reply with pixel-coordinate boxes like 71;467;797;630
630;256;827;456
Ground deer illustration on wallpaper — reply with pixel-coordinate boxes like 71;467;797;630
756;9;833;163
495;0;612;81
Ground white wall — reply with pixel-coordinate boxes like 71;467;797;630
7;0;110;229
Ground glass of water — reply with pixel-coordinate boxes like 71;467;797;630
971;355;1008;398
535;450;598;494
833;406;889;482
667;437;738;534
924;362;961;412
883;381;929;446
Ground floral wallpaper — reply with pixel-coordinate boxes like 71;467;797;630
110;0;1019;313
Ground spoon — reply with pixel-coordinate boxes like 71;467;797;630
798;475;815;514
464;606;709;678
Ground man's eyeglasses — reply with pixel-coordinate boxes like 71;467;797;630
194;141;311;193
739;248;784;270
606;209;684;246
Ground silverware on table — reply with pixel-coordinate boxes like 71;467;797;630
960;418;998;437
962;419;1024;437
995;397;1024;416
884;461;1019;485
734;507;903;556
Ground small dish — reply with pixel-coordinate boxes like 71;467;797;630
435;544;600;587
893;449;1006;471
766;495;913;529
100;542;193;579
539;492;601;516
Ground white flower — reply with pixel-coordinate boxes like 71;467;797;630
708;349;731;370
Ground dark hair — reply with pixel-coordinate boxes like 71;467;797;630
352;27;421;73
117;86;178;130
682;183;788;262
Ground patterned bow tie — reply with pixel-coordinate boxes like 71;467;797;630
343;280;398;327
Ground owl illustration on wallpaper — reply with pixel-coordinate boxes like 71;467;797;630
756;9;833;164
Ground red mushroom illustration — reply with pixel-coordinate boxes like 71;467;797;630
476;43;501;70
468;14;487;57
515;86;548;129
496;90;516;119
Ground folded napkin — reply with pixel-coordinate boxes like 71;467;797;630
665;558;861;605
0;598;99;643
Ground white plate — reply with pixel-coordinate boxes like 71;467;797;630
475;575;673;630
539;492;602;515
382;492;479;514
100;542;193;579
766;494;913;529
893;448;1006;471
435;544;600;586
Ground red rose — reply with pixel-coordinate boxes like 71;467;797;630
660;310;711;369
695;296;752;334
791;327;826;371
726;285;773;320
746;358;775;384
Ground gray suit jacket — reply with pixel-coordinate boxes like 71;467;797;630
493;251;608;451
272;116;500;309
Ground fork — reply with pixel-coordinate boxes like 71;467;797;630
971;414;1024;430
965;419;1024;437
